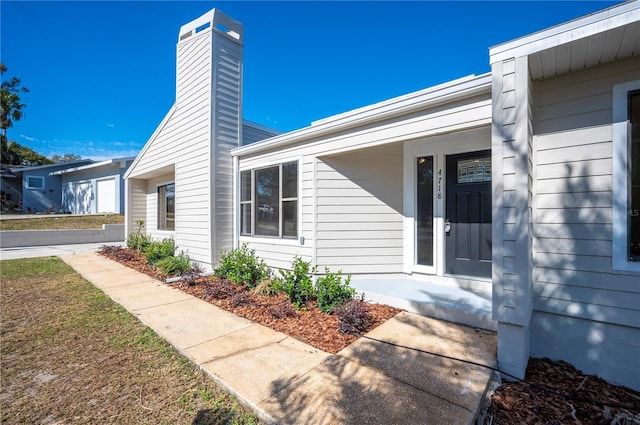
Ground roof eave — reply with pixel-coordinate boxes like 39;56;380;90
232;73;492;157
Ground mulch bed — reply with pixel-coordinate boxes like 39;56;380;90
99;246;402;353
99;246;640;423
486;358;640;424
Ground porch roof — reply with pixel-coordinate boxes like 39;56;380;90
231;73;491;158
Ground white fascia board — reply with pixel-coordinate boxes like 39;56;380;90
490;0;640;63
231;73;491;157
124;104;177;179
50;156;136;176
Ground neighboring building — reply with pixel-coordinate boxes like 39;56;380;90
10;160;94;213
51;157;135;214
125;3;640;390
0;157;134;214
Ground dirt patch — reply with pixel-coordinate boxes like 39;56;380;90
0;257;259;424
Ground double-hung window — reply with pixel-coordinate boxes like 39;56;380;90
613;80;640;271
158;183;175;231
240;161;298;239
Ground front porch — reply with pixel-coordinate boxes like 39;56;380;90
351;275;496;331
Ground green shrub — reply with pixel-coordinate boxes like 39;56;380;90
315;268;355;313
215;244;268;288
155;252;191;276
145;238;176;265
275;257;316;309
126;220;152;253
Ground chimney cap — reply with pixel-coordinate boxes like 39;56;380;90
178;9;243;44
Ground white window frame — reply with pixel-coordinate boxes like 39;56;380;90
239;159;300;242
26;175;44;190
612;79;640;272
157;182;175;232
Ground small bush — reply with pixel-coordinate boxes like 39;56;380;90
270;302;296;319
179;266;203;286
332;295;373;334
115;250;136;261
127;220;152;253
275;257;316;310
156;252;191;276
145;238;176;265
99;244;121;255
252;278;281;296
315;268;355;313
215;244;268;288
231;292;252;307
204;280;236;299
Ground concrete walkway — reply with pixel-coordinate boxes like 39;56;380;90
59;251;497;425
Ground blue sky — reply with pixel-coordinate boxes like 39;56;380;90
1;1;620;160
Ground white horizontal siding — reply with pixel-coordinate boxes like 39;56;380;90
531;311;640;390
213;35;242;265
238;240;313;271
532;57;640;332
128;30;212;179
315;144;404;274
242;122;280;146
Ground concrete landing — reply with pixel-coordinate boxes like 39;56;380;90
351;277;497;331
60;252;497;425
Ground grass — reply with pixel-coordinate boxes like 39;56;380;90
0;257;260;425
0;214;124;230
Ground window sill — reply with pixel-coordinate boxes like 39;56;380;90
239;235;303;247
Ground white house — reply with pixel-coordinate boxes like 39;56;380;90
125;3;640;390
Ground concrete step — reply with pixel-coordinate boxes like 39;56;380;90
351;277;497;331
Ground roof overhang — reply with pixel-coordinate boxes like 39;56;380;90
490;1;640;80
50;157;136;176
232;73;491;157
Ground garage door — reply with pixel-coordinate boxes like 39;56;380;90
96;178;116;213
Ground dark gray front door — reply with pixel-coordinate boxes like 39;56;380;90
445;151;492;278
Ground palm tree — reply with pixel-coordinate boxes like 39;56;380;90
0;63;29;137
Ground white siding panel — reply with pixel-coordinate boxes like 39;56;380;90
315;144;403;274
531;311;640;389
533;57;640;333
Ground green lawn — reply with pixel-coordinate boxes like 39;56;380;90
0;257;260;425
0;214;124;231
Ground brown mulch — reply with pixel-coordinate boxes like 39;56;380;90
487;359;640;424
100;246;640;423
99;246;402;353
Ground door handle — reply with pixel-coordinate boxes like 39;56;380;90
444;219;451;234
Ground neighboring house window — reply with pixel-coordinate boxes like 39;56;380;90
240;161;298;239
613;80;640;271
158;183;175;231
26;176;44;189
